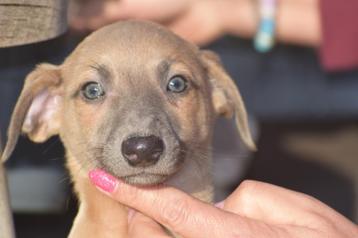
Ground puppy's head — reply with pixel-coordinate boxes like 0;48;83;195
2;21;255;185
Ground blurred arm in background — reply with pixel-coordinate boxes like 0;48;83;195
70;0;321;46
70;0;358;71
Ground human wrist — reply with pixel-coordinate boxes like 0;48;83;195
221;0;258;39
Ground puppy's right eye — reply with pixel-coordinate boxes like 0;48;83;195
167;75;188;93
81;82;105;100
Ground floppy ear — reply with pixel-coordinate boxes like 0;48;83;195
201;50;256;151
1;64;63;162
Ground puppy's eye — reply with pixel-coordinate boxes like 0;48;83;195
167;76;187;93
81;82;105;100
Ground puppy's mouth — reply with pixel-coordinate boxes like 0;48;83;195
120;172;171;186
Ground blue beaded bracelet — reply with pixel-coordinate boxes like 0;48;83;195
254;0;277;53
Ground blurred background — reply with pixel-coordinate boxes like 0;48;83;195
0;0;357;237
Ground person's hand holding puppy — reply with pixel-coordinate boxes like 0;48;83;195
89;169;357;238
70;0;321;46
70;0;238;45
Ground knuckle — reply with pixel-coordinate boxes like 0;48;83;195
226;180;262;214
234;180;258;203
120;183;141;205
238;180;259;194
160;197;191;227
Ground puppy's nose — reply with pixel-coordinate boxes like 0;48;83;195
121;135;164;167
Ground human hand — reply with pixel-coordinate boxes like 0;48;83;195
69;0;230;45
89;169;358;238
70;0;191;30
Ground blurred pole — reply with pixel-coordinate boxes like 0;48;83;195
0;0;68;47
0;133;15;238
0;156;15;238
0;1;68;237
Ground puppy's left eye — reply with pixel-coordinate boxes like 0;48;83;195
81;82;105;100
167;75;188;93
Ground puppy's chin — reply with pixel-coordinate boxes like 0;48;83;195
121;173;169;186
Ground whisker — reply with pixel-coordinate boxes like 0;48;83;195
41;137;62;154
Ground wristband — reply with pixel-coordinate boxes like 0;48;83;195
254;0;277;52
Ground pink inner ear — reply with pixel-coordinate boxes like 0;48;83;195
23;90;61;132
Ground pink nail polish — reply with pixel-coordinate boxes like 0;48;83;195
89;169;118;193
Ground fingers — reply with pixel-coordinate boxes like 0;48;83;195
128;211;170;238
111;0;191;22
70;0;191;31
223;180;357;234
166;1;225;45
88;169;287;238
224;180;324;227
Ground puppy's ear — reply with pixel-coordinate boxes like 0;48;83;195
200;50;256;150
1;64;63;162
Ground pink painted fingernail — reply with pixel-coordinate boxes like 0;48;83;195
89;169;118;193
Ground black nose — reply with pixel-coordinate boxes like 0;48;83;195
121;135;164;167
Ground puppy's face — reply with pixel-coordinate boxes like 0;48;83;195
2;21;255;186
60;22;215;185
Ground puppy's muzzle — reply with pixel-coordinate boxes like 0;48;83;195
121;135;164;167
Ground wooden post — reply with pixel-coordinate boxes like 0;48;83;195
0;0;68;47
0;1;68;237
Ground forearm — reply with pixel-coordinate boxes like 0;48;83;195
222;0;322;47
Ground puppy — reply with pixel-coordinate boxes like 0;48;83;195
2;21;255;237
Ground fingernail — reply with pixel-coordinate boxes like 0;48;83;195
89;169;118;193
215;201;225;209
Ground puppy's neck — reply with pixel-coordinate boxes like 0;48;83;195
66;152;213;237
